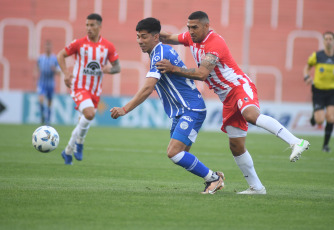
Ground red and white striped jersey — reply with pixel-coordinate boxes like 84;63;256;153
178;30;253;101
65;36;119;96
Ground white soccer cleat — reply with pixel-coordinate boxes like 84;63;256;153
290;139;310;162
237;186;266;195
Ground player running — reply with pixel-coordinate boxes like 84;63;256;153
157;11;310;194
57;13;121;165
110;17;224;194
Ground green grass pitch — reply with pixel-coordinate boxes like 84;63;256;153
0;124;333;230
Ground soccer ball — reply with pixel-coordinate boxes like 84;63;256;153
32;126;60;153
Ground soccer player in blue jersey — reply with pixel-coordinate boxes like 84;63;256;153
35;40;60;124
110;17;224;194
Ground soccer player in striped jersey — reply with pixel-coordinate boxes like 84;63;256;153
35;40;60;125
110;17;224;194
157;11;310;195
57;13;121;165
304;31;334;153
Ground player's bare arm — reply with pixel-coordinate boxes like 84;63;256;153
156;53;218;81
303;64;313;85
103;59;121;75
110;77;158;119
57;48;73;88
159;31;180;45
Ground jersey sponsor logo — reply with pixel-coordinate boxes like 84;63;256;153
180;121;189;130
83;61;103;76
154;55;161;61
182;116;193;122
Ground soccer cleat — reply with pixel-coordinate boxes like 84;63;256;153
290;139;310;162
61;150;73;165
74;142;83;161
201;171;225;194
322;145;331;153
237;186;266;195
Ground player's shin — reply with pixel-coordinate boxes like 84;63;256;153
170;151;214;179
256;114;299;145
234;151;263;190
76;116;91;144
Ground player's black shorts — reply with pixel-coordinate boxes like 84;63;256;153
312;85;334;111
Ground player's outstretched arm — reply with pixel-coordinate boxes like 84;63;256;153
159;31;180;45
110;77;158;119
156;53;218;81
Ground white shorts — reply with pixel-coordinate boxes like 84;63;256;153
225;125;247;138
78;99;95;112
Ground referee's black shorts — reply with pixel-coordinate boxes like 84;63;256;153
312;85;334;111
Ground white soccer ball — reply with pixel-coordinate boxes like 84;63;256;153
32;126;60;153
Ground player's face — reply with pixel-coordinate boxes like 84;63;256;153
86;19;101;41
323;34;334;50
137;30;159;54
187;19;209;43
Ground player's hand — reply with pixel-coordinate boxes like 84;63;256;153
110;107;126;119
156;59;175;74
305;77;313;85
64;73;74;88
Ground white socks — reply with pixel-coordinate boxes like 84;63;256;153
256;114;300;145
234;151;263;190
76;116;91;143
65;116;91;155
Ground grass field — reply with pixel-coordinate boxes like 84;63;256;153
0;124;333;230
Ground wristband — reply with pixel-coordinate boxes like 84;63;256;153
304;75;310;81
122;107;127;114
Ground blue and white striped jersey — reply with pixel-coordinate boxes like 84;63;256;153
37;54;59;89
146;42;206;118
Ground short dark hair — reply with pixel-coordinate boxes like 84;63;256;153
87;13;102;24
188;11;209;21
323;31;334;39
136;17;161;34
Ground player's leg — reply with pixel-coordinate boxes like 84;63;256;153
323;105;334;152
38;86;45;124
45;88;53;125
168;111;224;194
61;91;96;164
242;106;310;162
226;126;266;195
73;100;96;161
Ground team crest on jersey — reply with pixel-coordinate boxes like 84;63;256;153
237;99;243;109
83;61;103;76
75;92;83;101
180;121;189;130
244;97;249;102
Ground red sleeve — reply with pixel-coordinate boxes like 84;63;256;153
107;42;119;63
205;37;226;59
178;32;190;47
65;39;80;56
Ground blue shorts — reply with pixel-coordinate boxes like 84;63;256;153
37;84;54;100
170;110;206;146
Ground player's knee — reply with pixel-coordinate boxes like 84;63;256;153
84;111;95;120
167;147;177;158
229;141;246;156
